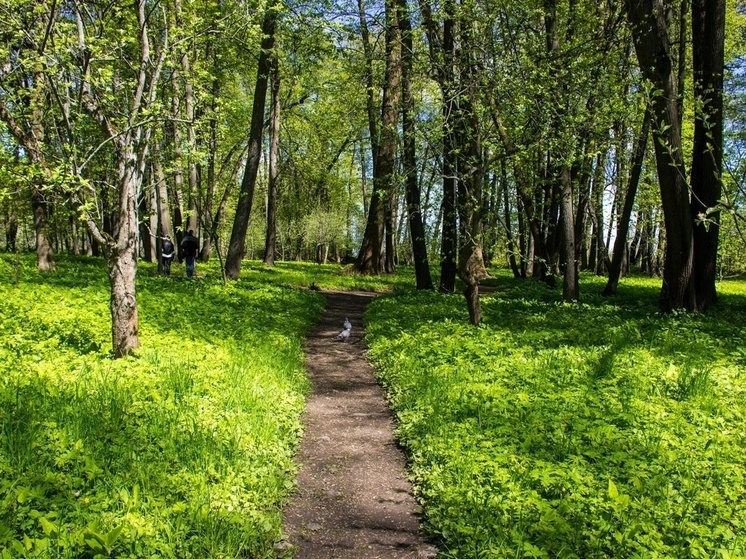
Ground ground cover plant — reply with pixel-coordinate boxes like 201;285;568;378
236;260;417;293
0;254;326;558
366;271;746;559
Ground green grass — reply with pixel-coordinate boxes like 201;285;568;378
0;254;326;558
367;270;746;559
234;259;417;292
6;254;746;558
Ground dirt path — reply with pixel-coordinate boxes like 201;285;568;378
281;291;437;559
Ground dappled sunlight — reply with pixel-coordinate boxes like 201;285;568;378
367;271;746;558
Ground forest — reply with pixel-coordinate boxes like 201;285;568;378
2;0;746;557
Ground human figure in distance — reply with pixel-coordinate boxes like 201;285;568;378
161;235;175;275
180;230;199;278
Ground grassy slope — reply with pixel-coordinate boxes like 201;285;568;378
0;255;328;558
367;271;746;559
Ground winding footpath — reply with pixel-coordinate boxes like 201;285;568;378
281;291;437;559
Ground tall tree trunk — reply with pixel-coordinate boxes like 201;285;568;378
75;0;166;357
501;161;521;278
225;6;277;279
138;186;156;262
107;146;141;357
356;0;401;275
5;200;18;252
456;5;487;324
171;70;186;240
690;0;725;310
31;186;55;271
154;159;174;274
603;106;651;296
559;166;578;301
397;0;433;289
588;151;606;273
385;180;398;273
0;74;56;270
544;0;577;301
419;0;458;292
677;0;689;131
357;0;380;175
264;54;280;266
624;0;696;312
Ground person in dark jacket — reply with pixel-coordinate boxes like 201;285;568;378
180;230;199;278
161;236;175;275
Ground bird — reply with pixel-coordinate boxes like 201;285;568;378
336;318;352;341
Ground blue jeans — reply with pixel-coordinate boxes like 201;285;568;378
185;257;195;277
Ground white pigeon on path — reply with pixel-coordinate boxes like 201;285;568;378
336;317;352;341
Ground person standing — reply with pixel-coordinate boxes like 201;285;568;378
161;236;175;275
181;230;199;278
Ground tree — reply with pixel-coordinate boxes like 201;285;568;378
603;106;651;296
0;0;57;271
419;0;458;292
355;0;401;275
75;0;168;356
225;3;279;280
624;0;696;312
263;51;281;266
690;0;726;310
397;0;433;290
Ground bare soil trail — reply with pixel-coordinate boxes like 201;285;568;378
281;290;437;559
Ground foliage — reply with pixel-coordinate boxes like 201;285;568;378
236;259;417;292
367;270;746;558
0;254;324;558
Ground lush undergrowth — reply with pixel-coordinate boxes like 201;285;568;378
367;271;746;559
236;260;416;292
0;254;325;558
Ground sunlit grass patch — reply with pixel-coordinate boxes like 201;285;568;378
0;254;323;558
367;272;746;559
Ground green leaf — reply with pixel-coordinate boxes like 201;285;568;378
38;517;58;538
104;524;124;548
608;479;619;500
83;530;106;554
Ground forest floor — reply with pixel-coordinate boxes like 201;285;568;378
280;290;438;559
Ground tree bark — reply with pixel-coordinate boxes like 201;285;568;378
356;0;401;275
154;158;174;274
5;200;18;252
357;0;380;176
603;106;651;296
264;53;280;266
225;6;277;279
440;7;458;293
0;72;56;270
559;166;578;301
397;0;433;290
624;0;695;312
690;0;725;310
501;161;521;278
107;146;141;358
455;5;487;324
